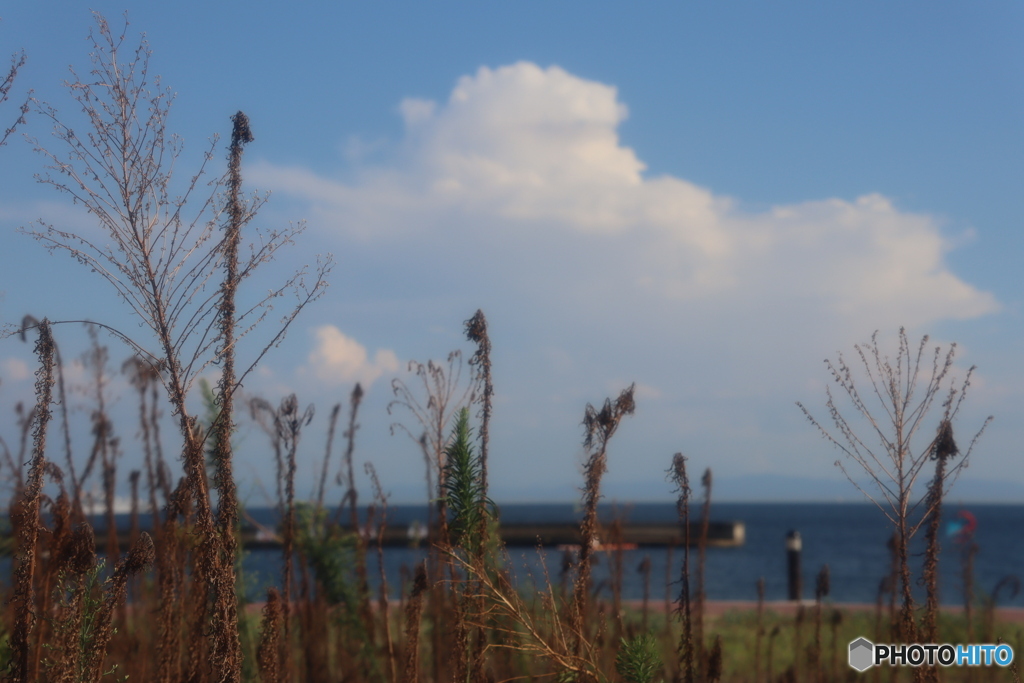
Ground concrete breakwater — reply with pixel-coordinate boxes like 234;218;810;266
22;519;744;552
240;519;745;549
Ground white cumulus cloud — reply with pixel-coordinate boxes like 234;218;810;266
302;325;399;390
252;61;996;333
2;358;31;382
251;58;1000;442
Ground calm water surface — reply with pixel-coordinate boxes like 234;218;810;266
237;502;1024;607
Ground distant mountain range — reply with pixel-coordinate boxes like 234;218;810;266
319;473;1024;506
600;473;1024;504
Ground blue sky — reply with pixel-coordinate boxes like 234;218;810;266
0;2;1021;504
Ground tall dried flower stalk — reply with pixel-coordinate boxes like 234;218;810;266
798;328;990;642
341;383;364;529
123;356;165;533
465;310;492;499
251;392;313;680
755;577;765;683
692;468;714;678
23;16;330;677
341;383;374;649
21;314;77;508
257;588;283;683
921;419;959;683
812;564;830;680
570;384;635;671
403;563;429;683
315;403;341;513
367;462;399;683
82;533;156;683
389;351;476;542
8;318;55;682
205;109;253;681
0;38;28;148
80;328;120;566
670;454;693;683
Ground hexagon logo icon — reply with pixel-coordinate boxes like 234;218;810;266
849;637;874;672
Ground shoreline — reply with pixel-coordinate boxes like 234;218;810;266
239;598;1024;624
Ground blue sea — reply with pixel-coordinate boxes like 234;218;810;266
236;502;1024;607
6;502;1019;606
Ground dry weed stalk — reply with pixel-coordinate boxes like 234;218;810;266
156;485;188;683
793;605;805;682
257;588;283;683
0;37;28;148
82;533;155;683
44;522;95;683
389;350;476;542
8;318;55;683
755;577;765;683
251;393;313;680
79;328;120;567
403;563;428;683
637;555;652;632
464;310;492;500
695;468;712;678
340;384;372;637
670;453;694;683
205;109;254;680
20;315;77;508
452;552;601;681
367;462;399;683
812;565;830;681
766;624;780;683
21;16;330;679
389;350;476;682
706;635;723;683
570;384;636;674
123;356;167;537
315;403;341;513
342;385;362;524
921;419;959;683
798;328;991;643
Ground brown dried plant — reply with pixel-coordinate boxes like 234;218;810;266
250;392;314;680
389;350;477;536
340;384;374;641
257;588;283;683
812;564;830;680
366;462;399;683
464;310;492;500
337;383;364;530
0;33;28;149
19;14;330;680
695;467;712;679
921;419;959;683
798;328;991;643
19;314;76;509
82;533;156;683
570;383;635;674
122;355;167;532
7;319;55;683
403;563;428;683
78;328;120;566
669;453;694;683
204;110;254;679
389;348;477;682
315;403;341;514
